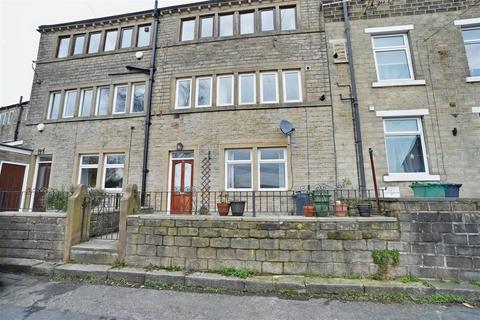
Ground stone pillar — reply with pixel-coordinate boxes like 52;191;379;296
117;184;140;261
63;184;89;262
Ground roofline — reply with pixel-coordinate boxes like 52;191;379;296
0;101;29;111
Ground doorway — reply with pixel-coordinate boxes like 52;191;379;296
0;162;28;211
169;151;194;215
32;155;52;211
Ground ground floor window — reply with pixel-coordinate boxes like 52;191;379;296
226;149;252;190
102;154;125;191
258;148;287;190
78;155;99;188
77;153;125;191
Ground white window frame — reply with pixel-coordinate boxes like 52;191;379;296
113;85;128;114
78;88;93;117
461;26;480;81
260;72;279;104
239;73;256;105
280;7;297;31
282;70;302;103
72;34;85;55
120;27;133;49
95;86;110;116
78;154;99;187
47;91;62;120
57;36;70;58
87;32;101;54
175;78;192;109
258;148;288;191
181;19;196;42
62;90;77;118
130;83;146;113
240;11;255;35
137;24;151;47
225;149;253;191
195;76;213;108
219;14;234;37
102;154;125;192
200;16;214;38
0;113;4;125
260;8;275;32
216;75;234;107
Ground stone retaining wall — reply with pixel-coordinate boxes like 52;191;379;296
125;215;400;275
0;212;66;261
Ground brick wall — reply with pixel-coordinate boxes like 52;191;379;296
0;212;66;261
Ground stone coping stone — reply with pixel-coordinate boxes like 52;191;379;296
145;269;186;286
273;275;306;291
430;282;480;300
363;280;433;295
305;278;364;294
244;276;274;291
54;263;110;279
0;258;44;273
185;272;245;290
108;267;146;284
0;211;67;218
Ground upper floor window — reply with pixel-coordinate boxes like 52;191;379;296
217;75;234;106
176;79;192;109
47;92;62;120
104;30;118;51
181;19;195;41
280;7;296;31
260;72;279;104
260;9;275;32
239;73;256;105
63;90;77;118
372;34;413;81
137;25;151;47
240;12;255;35
72;34;85;55
195;77;213;107
282;70;302;103
79;89;93;117
88;32;101;54
219;14;234;37
200;16;214;38
96;87;110;116
120;27;133;49
131;83;145;113
113;85;128;114
57;36;70;58
462;27;480;77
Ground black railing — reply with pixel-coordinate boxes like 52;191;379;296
0;189;71;212
86;192;121;240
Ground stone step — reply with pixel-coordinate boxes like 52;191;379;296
70;249;118;265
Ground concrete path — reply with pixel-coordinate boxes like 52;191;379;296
1;273;478;320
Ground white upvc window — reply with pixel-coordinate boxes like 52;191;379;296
225;149;253;190
372;33;414;81
78;154;99;188
47;91;62;120
239;73;256;105
195;76;212;108
461;27;480;78
137;25;151;47
113;85;128;114
102;154;125;191
280;7;296;31
240;11;255;35
79;88;93;117
282;70;302;103
57;36;70;58
63;90;77;118
260;8;275;32
120;27;133;49
95;86;110;116
131;83;145;113
258;148;287;190
104;30;118;52
87;32;101;54
72;34;85;55
0;113;4;125
260;72;279;104
175;79;192;109
200;16;214;38
217;75;234;106
219;14;234;37
181;19;196;41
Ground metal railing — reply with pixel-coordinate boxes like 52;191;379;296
0;189;71;212
84;192;121;240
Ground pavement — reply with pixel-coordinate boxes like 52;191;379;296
1;273;479;320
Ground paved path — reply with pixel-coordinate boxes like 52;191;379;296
0;273;478;320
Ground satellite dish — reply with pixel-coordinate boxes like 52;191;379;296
280;120;295;135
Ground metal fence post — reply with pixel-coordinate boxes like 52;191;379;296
252;191;256;217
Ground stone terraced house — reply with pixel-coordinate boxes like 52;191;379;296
0;0;479;213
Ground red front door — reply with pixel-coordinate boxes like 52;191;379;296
170;159;193;215
0;163;26;211
33;163;51;211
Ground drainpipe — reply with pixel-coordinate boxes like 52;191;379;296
141;0;159;206
342;0;366;196
13;96;24;142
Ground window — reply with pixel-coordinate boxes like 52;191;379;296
462;27;480;77
217;75;234;106
120;27;133;49
72;34;85;55
104;30;118;51
372;34;413;81
96;87;110;116
47;92;61;120
176;79;192;109
283;70;302;102
260;72;278;103
260;9;275;32
280;7;296;31
226;149;252;190
63;90;77;118
57;37;70;58
383;118;428;174
79;89;93;117
240;12;255;35
113;85;128;114
258;148;287;190
78;155;99;188
181;19;195;41
219;14;234;37
239;73;256;105
137;25;151;47
131;83;145;113
195;77;212;107
103;154;125;190
200;16;214;38
88;32;101;54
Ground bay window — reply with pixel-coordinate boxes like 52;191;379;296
226;150;252;190
78;155;99;188
175;79;192;109
195;77;212;107
103;154;125;191
217;75;234;106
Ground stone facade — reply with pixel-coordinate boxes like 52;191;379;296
0;101;28;144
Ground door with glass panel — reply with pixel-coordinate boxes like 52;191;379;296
33;155;52;211
170;154;194;215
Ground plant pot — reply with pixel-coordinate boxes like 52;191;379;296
217;202;230;216
334;204;348;217
303;205;315;217
230;201;246;216
357;204;372;217
348;206;358;217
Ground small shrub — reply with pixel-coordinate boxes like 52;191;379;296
216;267;256;279
45;189;72;211
372;249;400;280
111;259;127;269
396;274;421;283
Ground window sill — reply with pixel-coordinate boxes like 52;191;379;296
383;173;440;182
466;76;480;83
372;80;426;88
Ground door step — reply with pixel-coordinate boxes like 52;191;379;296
71;238;118;265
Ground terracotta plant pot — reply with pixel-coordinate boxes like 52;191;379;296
217;202;230;216
334;204;348;217
303;205;315;217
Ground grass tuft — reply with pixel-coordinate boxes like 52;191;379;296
213;267;256;279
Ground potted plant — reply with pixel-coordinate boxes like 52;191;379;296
357;201;372;217
334;200;348;217
347;198;361;216
217;192;230;216
230;200;246;216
